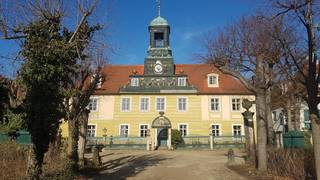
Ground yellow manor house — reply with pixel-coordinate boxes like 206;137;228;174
62;13;255;150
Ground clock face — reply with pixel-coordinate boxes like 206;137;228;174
154;64;163;73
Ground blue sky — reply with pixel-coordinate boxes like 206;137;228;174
0;0;266;76
107;0;265;65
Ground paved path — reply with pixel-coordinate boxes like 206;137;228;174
88;150;247;180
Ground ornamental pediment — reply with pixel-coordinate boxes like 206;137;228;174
152;112;171;128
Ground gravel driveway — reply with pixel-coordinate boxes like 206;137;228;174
87;149;247;180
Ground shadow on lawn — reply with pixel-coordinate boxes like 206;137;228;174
81;154;167;180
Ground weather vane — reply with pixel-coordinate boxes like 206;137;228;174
157;0;161;17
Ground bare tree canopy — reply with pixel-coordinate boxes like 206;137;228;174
0;0;113;77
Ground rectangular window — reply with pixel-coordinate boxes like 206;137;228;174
131;78;139;87
121;97;131;112
88;98;98;111
87;125;96;137
231;98;241;111
210;98;219;111
177;77;187;86
179;124;188;136
140;97;150;112
120;125;129;137
211;125;220;137
156;97;165;111
139;125;149;137
178;97;187;111
233;125;242;137
208;75;217;86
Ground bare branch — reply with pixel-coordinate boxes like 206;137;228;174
69;0;99;43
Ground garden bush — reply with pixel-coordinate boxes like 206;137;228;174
171;129;184;149
0;140;73;179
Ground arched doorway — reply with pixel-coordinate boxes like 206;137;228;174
157;128;168;147
151;112;172;149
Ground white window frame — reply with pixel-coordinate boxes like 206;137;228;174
232;124;243;137
231;98;241;112
139;96;150;112
177;97;188;112
211;124;222;137
88;97;98;112
209;97;220;112
131;78;139;87
87;124;97;137
119;124;130;137
155;97;166;111
207;73;219;87
139;124;149;137
178;123;188;136
120;97;131;112
177;77;187;86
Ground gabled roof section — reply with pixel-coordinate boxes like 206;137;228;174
176;64;252;94
94;64;253;95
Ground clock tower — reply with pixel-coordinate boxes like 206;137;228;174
144;13;174;76
119;1;197;94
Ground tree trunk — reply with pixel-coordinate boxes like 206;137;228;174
256;91;268;171
310;110;320;179
78;109;89;167
26;145;43;180
265;87;274;145
67;119;79;172
286;98;293;131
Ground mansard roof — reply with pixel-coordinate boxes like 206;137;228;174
93;64;253;95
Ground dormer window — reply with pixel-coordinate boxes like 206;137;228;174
91;74;102;89
207;74;219;87
131;78;139;87
97;77;102;88
155;32;164;47
178;77;187;86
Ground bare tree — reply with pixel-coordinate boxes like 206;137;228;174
200;15;284;171
273;0;320;178
0;0;110;177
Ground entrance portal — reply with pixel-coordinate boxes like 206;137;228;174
151;112;172;150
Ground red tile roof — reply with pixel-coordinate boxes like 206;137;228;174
94;64;253;95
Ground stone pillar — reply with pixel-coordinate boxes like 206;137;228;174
154;128;158;148
242;110;256;164
167;128;172;149
275;133;280;148
280;133;284;148
150;128;155;151
146;129;151;151
210;135;213;150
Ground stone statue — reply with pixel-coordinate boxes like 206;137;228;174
242;99;255;111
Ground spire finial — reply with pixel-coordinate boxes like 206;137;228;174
157;0;161;17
